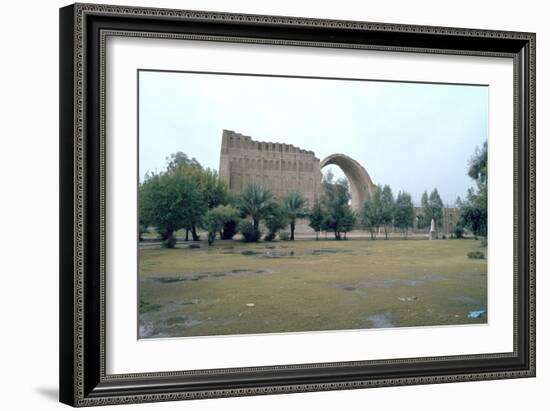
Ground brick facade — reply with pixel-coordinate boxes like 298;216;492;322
219;129;322;205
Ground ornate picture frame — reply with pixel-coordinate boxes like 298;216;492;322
59;3;535;407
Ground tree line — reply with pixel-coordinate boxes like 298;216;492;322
140;141;487;247
454;141;487;238
139;153;439;245
139;152;310;247
357;140;488;240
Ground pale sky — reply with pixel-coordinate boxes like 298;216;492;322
139;70;488;206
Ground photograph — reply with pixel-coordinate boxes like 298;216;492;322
137;70;489;339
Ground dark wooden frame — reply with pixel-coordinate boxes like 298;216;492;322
60;3;536;407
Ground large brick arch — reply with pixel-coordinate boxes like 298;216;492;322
320;154;377;211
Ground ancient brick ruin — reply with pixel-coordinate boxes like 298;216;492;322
218;129;458;233
218;129;322;205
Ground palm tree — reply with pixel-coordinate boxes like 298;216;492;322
237;184;274;230
282;191;308;240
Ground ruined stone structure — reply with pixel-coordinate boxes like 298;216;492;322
219;130;377;210
442;207;460;234
219;130;322;205
320;153;377;211
413;206;460;235
219;129;458;234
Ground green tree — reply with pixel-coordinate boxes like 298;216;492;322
379;184;395;239
238;220;262;243
321;177;354;240
393;191;415;239
264;202;289;241
165;151;202;172
195;168;229;209
138;208;148;241
237;184;274;231
359;189;383;240
140;170;206;248
320;212;331;240
219;192;239;239
419;190;429;228
204;212;220;246
459;141;488;237
282;191;308;240
204;205;241;245
162;152;230;240
420;188;444;230
340;207;356;240
452;222;465;239
308;201;325;240
468;141;488;183
139;152;233;245
428;188;444;228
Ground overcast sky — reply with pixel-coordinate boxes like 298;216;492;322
139;70;488;206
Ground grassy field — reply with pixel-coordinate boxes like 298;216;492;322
138;238;487;338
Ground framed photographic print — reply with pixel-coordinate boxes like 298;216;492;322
59;3;536;407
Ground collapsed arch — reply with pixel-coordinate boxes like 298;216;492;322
320;153;376;211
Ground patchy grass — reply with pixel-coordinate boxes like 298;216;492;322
139;300;162;314
138;239;487;338
467;250;485;259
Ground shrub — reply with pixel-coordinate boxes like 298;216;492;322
210;205;240;240
264;202;288;242
279;231;290;241
264;232;277;242
453;224;464;239
207;230;216;246
467;250;485;259
205;205;240;245
221;220;239;240
161;236;177;248
204;213;219;246
139;224;149;241
480;238;488;247
239;220;261;242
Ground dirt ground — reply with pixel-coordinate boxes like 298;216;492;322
138;238;487;338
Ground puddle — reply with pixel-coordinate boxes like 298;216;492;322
449;296;479;304
139;317;202;338
418;273;449;282
222;246;353;258
138;300;205;338
311;248;353;255
165;316;202;327
398;296;417;302
147;269;272;284
139;323;155;338
240;250;262;256
234;249;294;258
366;314;394;328
180;298;201;305
151;277;189;284
337;278;424;292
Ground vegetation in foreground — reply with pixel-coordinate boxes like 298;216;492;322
138;239;487;338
